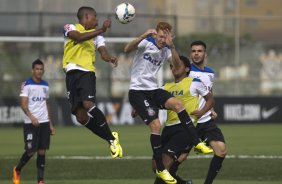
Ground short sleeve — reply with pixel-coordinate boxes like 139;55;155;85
94;35;106;49
19;82;28;97
190;78;209;97
46;87;50;99
137;39;148;49
63;24;76;37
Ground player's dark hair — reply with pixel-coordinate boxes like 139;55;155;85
179;55;191;76
77;6;96;20
32;59;44;69
190;40;207;50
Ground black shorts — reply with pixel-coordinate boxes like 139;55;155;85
23;122;51;152
161;123;193;160
66;70;96;114
196;119;225;145
128;89;173;124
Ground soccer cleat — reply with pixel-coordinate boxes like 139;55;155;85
110;132;123;158
38;180;45;184
175;175;193;184
194;142;213;154
185;179;193;184
12;166;20;184
156;169;177;184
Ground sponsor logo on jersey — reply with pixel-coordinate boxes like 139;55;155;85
32;97;46;101
143;53;162;66
171;90;183;96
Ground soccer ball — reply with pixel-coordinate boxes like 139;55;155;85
115;3;135;24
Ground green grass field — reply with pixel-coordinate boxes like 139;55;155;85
1;124;282;184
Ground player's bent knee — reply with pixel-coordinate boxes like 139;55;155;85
37;149;46;155
214;142;227;157
76;116;88;125
167;98;184;112
148;119;161;133
27;151;35;157
75;109;89;125
83;101;95;111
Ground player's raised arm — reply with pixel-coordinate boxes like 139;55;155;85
124;29;157;53
67;20;111;43
165;30;182;70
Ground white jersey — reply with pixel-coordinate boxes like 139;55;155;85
129;36;172;90
20;78;50;124
189;63;215;123
63;24;106;72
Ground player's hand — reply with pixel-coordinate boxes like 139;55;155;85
30;116;40;127
164;29;174;48
142;29;157;38
109;56;118;67
211;110;218;120
131;109;138;118
102;20;111;32
190;110;204;119
49;122;56;135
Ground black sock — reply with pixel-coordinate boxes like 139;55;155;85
37;154;45;182
16;151;33;171
204;155;225;184
169;160;180;176
178;110;200;145
170;160;187;184
154;177;166;184
151;134;165;171
85;107;115;143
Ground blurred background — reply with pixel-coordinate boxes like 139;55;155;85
0;0;282;126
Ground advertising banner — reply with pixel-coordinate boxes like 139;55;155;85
214;97;282;123
1;97;281;125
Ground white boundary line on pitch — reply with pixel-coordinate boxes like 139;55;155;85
3;155;282;160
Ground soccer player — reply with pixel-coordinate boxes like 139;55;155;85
13;59;55;184
188;40;227;184
152;55;215;184
62;7;122;158
124;22;212;184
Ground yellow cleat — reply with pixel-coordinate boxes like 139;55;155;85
110;132;123;158
156;169;177;184
12;166;20;184
194;142;213;154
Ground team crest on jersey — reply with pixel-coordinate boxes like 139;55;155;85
146;107;155;116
